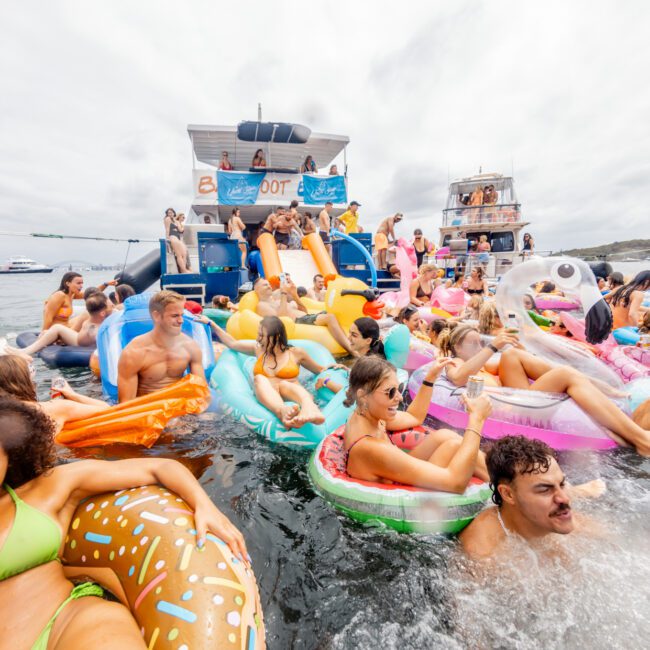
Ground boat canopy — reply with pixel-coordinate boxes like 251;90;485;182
188;124;349;171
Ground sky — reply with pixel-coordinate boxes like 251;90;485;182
1;0;649;266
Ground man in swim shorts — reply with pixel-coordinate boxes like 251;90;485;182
459;436;605;559
253;278;356;355
375;212;403;269
117;290;204;401
274;207;298;249
318;202;333;255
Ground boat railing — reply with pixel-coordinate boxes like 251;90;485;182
442;203;521;227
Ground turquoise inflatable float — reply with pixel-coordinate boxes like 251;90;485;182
209;339;351;448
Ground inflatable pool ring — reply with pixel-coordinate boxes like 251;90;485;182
430;285;469;316
624;345;650;367
309;426;491;533
63;485;265;649
228;277;383;354
15;331;95;368
210;339;351;448
534;293;581;311
561;312;650;383
56;375;210;448
97;293;215;403
613;326;639;346
627;376;650;412
408;368;626;451
417;306;451;325
383;324;436;371
496;256;623;391
203;308;233;329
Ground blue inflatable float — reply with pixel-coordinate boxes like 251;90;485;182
210;339;351;448
15;331;95;368
613;326;639;346
96;293;215;403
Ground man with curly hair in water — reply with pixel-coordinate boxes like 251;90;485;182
459;436;605;559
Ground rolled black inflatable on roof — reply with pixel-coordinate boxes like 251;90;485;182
237;121;311;144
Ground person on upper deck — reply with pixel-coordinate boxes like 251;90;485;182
219;151;234;171
483;184;498;205
251;149;266;168
301;155;317;174
338;201;361;234
522;232;534;255
329;165;339;176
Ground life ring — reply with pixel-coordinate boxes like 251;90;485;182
309;426;491;533
63;485;265;648
408;371;623;451
56;375;211;448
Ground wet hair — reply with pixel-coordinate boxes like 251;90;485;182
0;355;37;402
0;396;57;488
638;311;650;335
478;301;502;334
297;286;307;298
353;317;385;358
149;289;185;315
394;305;418;325
85;292;108;316
58;272;82;294
83;286;102;300
343;356;396;408
258;316;291;369
486;436;557;507
115;284;135;304
608;271;650;308
437;324;478;357
539;281;556;294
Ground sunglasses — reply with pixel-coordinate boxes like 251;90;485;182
381;383;405;400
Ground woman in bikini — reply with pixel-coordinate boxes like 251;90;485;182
465;266;489;297
251;149;266;168
0;396;247;650
0;354;109;433
409;264;438;307
227;207;248;268
394;305;429;341
412;229;432;268
43;272;84;330
342;356;492;490
439;324;650;456
163;208;190;273
199;315;346;428
605;270;650;329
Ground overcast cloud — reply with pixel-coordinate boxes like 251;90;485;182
1;0;649;265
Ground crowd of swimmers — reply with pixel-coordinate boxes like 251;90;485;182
1;251;649;644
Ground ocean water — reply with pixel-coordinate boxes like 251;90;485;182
1;270;649;649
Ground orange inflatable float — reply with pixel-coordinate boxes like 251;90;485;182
257;232;283;288
302;232;337;284
63;485;265;649
56;375;210;448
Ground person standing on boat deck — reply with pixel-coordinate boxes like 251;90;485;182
227;207;247;268
274;208;298;250
459;436;605;559
253;277;357;356
522;232;534;255
413;229;432;268
329;164;339;175
338;201;362;234
251;149;266;168
117;291;205;401
375;213;403;270
299;212;317;236
318;202;334;255
164;208;190;273
301;155;317;173
219;150;233;170
307;274;326;301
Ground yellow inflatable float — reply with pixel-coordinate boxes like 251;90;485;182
227;277;383;354
63;485;265;649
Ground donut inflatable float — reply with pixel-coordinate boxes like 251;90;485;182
309;426;491;533
430;285;469;316
63;485;265;649
534;293;580;311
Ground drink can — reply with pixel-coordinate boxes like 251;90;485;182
466;375;484;399
641;334;650;350
51;376;66;398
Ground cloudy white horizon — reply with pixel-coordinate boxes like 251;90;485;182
1;0;649;266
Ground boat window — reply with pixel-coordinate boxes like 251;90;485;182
490;231;514;252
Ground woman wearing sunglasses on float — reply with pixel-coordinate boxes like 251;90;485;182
342;356;492;492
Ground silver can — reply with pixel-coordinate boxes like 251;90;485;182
466;375;484;399
641;334;650;350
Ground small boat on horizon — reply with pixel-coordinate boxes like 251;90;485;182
0;256;54;274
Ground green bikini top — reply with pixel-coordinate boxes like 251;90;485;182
0;484;62;581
